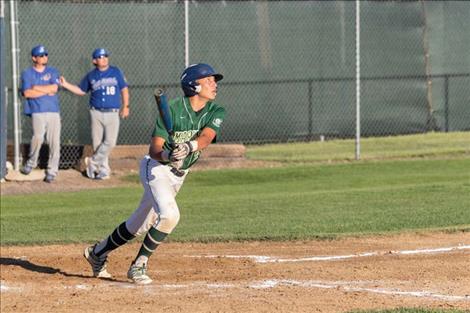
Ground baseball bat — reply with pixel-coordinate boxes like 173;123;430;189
154;88;175;149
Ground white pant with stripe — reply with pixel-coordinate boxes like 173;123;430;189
126;156;188;236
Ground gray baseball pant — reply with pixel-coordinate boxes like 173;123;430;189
89;109;120;176
25;112;61;176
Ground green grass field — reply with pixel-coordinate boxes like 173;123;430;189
246;132;470;162
1;133;469;245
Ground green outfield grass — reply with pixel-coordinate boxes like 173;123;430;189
1;157;469;245
246;132;470;162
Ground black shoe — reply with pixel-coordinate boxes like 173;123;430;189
84;245;112;278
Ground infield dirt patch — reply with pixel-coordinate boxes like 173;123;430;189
1;232;469;313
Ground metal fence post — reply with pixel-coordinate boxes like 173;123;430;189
308;80;313;140
355;0;361;160
444;75;449;132
0;0;6;179
184;0;189;67
9;0;21;170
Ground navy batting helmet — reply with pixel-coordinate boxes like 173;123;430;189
180;63;223;97
31;45;48;57
92;48;110;59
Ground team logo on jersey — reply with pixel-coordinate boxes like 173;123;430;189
212;118;223;127
92;77;118;90
41;73;52;81
174;130;198;142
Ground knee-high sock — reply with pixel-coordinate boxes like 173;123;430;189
134;226;168;263
95;222;135;258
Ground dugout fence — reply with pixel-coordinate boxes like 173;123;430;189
1;0;469;170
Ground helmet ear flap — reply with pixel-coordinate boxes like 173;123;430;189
182;80;199;97
189;80;201;94
181;63;222;97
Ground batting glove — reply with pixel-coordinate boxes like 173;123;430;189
170;141;197;161
169;159;184;170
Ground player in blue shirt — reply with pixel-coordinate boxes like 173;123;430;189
20;45;61;183
60;48;130;180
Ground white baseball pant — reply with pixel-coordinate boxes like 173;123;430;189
126;155;188;236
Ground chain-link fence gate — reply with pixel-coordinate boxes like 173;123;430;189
2;0;469;169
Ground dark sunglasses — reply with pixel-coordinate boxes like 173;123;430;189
37;54;48;57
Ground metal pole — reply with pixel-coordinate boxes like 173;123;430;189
444;76;449;132
1;0;6;179
9;0;20;170
355;0;361;160
308;80;313;140
184;0;189;67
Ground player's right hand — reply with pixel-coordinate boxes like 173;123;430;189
170;143;192;161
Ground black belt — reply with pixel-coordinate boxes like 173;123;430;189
91;107;119;112
170;167;185;177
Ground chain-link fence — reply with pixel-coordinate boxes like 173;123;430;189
2;0;470;168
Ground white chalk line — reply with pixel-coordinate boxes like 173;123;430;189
2;279;469;302
186;244;470;263
2;245;469;302
247;279;470;301
0;280;23;292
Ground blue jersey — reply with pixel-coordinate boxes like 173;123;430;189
79;66;128;109
21;66;60;115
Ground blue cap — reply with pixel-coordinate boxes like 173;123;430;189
31;45;48;57
92;48;110;59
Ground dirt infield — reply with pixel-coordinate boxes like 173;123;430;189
1;232;469;313
1;159;276;196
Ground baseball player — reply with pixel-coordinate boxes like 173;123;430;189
20;45;61;183
60;48;129;180
83;63;225;284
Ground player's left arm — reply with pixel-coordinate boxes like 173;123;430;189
193;107;225;151
117;68;130;118
192;127;217;151
120;87;130;118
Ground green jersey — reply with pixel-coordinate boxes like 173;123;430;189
152;96;225;170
